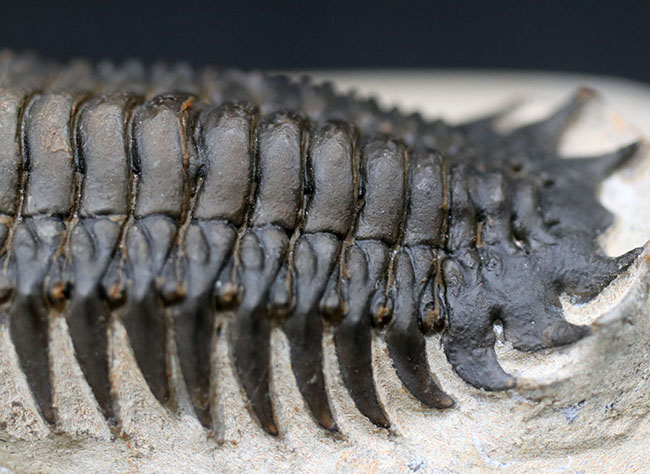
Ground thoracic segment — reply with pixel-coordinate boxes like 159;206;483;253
0;52;642;435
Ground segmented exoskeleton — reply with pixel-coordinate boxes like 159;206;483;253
0;52;641;435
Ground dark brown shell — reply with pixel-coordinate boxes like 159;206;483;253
0;52;641;435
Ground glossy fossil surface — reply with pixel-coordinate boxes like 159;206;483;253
0;53;649;473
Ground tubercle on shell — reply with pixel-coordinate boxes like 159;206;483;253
0;51;642;436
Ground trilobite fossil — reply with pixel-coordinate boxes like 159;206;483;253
0;52;642;437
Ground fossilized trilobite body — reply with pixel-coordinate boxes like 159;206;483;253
0;54;641;436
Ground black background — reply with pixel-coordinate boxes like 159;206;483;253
1;0;649;82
